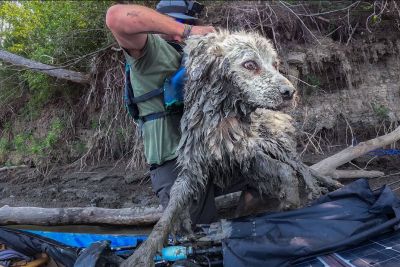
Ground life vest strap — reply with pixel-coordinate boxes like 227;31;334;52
132;88;164;104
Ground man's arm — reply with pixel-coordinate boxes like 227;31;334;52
106;4;214;58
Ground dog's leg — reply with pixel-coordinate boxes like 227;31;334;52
299;164;342;198
121;175;197;267
251;151;302;209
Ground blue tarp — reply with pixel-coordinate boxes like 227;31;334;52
26;230;146;249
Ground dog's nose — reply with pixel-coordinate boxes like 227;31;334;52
280;85;295;100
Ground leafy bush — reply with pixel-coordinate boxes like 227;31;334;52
372;103;390;120
0;137;10;155
0;1;114;165
0;1;113;116
44;118;64;149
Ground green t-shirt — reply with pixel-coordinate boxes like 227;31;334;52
123;34;182;165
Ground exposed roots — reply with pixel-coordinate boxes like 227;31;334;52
74;47;146;170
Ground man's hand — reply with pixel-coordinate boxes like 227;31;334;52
190;25;215;37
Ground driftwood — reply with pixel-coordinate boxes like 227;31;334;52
311;126;400;179
0;192;241;226
0;205;163;226
0;165;28;172
0;49;89;84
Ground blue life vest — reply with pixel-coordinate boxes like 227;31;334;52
124;47;186;123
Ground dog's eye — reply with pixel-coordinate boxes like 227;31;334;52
272;61;279;70
242;60;259;71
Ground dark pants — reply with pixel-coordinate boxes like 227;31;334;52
150;158;246;224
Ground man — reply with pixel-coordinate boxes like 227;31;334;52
106;1;218;224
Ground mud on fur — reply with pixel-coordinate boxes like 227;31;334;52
122;30;342;267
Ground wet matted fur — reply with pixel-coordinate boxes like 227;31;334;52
122;30;341;266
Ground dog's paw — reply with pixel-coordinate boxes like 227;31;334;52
121;231;166;267
171;206;193;237
310;169;343;191
121;244;155;267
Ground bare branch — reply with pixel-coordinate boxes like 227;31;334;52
279;1;321;45
295;1;360;17
312;126;400;178
330;170;384;179
0;50;89;84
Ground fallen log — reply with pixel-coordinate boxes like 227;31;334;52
0;49;90;84
0;205;163;226
328;170;384;179
0;165;28;172
311;126;400;179
0;192;241;226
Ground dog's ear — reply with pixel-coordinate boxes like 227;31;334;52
184;33;224;58
184;34;226;82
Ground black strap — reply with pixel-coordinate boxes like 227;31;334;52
157;5;188;14
125;66;140;120
141;110;183;123
132;88;164;104
141;111;169;122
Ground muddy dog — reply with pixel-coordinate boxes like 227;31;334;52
122;30;341;266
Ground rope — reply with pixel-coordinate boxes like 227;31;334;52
367;149;400;157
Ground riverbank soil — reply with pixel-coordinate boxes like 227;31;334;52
1;151;399;211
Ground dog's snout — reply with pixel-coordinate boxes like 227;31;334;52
275;74;296;100
280;85;295;100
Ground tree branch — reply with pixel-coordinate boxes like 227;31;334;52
311;126;400;178
330;170;384;179
0;50;89;84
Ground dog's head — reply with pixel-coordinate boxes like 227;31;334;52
184;30;295;111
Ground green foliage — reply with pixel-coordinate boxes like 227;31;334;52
306;74;321;87
44;118;64;149
29;118;64;156
302;74;322;96
0;1;113;61
372;103;389;120
90;119;100;130
0;137;10;155
0;1;112;163
13;132;31;153
2;117;65;159
116;127;128;142
72;140;87;155
0;0;113;117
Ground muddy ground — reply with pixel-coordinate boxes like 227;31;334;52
1;147;399;211
0;163;158;209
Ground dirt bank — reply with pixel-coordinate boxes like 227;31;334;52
1;151;399;211
0;163;158;209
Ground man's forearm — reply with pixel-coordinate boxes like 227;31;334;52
106;4;184;38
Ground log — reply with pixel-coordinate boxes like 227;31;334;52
0;193;241;226
330;170;384;179
0;205;163;226
0;165;28;172
0;50;90;84
311;126;400;179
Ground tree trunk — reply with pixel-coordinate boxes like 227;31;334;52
0;205;162;226
0;50;89;84
0;192;242;226
311;126;400;179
